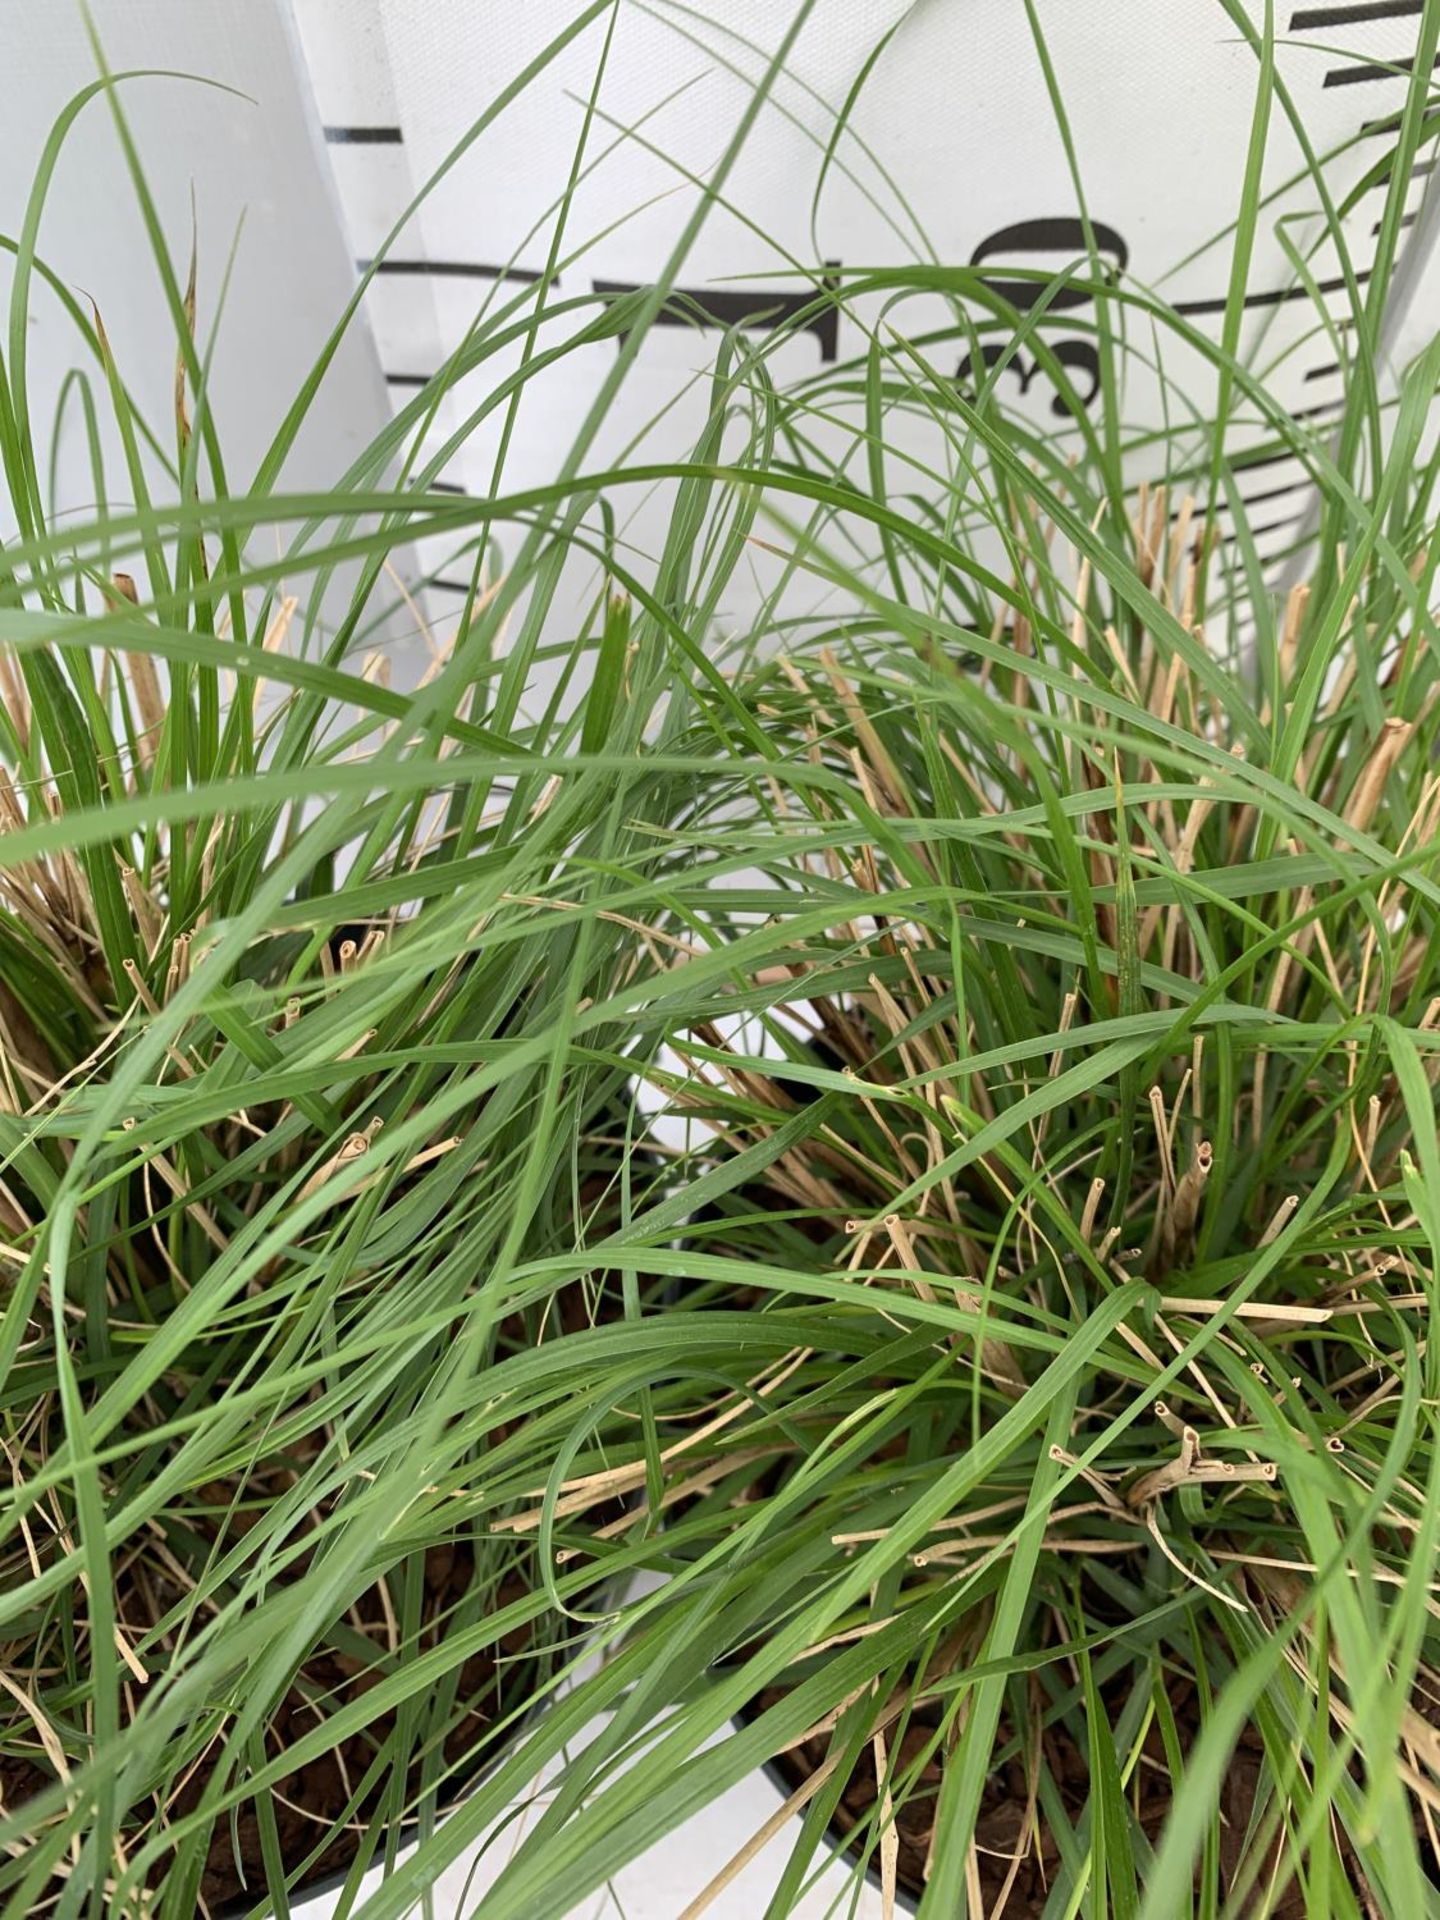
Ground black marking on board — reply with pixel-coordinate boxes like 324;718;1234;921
1169;474;1319;525
362;257;550;286
1233;475;1319;509
430;481;468;495
1290;397;1346;420
1291;2;1421;27
950;219;1128;412
592;265;842;360
1232;446;1317;475
1304;359;1343;379
1174;268;1370;316
1324;55;1439;87
385;372;431;388
968;218;1129;312
1374;210;1420;231
325;125;403;144
1200;515;1305;568
956;338;1102;414
1364;157;1436;187
1209;515;1306;563
429;577;481;595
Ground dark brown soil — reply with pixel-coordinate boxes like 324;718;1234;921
190;1551;537;1912
762;1682;1344;1916
0;1141;643;1914
2;1541;540;1915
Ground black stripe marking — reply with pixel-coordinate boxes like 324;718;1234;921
1324;55;1439;87
1174;268;1369;316
593;268;841;361
1237;476;1319;508
324;125;403;144
1373;209;1420;231
1291;2;1420;27
1170;475;1318;523
1232;446;1316;473
385;372;431;388
362;257;548;286
429;578;481;595
1290;398;1345;419
1304;359;1343;379
430;482;468;496
1366;157;1437;184
1214;514;1306;548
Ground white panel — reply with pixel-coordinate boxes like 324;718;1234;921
292;0;1440;609
0;0;388;528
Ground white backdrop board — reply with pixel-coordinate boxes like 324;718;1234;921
7;2;1438;636
0;0;391;531
292;0;1440;615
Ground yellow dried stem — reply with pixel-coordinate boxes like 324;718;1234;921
1345;717;1413;835
1179;525;1216;633
820;647;907;815
1101;624;1144;703
1169;1139;1213;1245
144;1150;228;1252
1160;1295;1329;1325
161;934;191;1005
0;648;31;752
874;1727;898;1920
1126;1423;1216;1511
1150;1085;1177;1203
497;1358;804;1534
564;1446;780;1556
1279;583;1309;686
1167;495;1196;600
881;1214;937;1305
0;1670;75;1797
120;961;195;1079
1150;651;1185;734
298;1127;375;1202
1259;1194;1300;1246
1031;991;1079;1164
1080;1176;1106;1245
1047;1445;1131;1515
123;649;165;771
119;866;163;957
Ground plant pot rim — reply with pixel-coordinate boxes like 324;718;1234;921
749;1727;922;1916
268;1559;629;1920
243;1564;627;1920
238;1676;546;1920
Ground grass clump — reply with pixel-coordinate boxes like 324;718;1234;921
4;4;1440;1916
487;160;1440;1920
637;541;1440;1913
0;19;758;1912
0;604;700;1911
428;405;1440;1914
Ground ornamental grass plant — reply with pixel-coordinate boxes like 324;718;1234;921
4;5;1440;1918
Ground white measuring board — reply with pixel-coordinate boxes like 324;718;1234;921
289;0;1440;622
0;0;391;529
